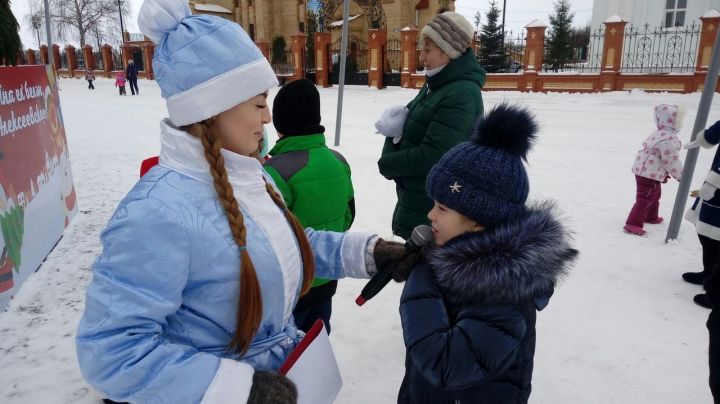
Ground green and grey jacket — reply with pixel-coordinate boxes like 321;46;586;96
378;50;485;239
264;133;355;287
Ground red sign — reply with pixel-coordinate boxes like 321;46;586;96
0;66;77;308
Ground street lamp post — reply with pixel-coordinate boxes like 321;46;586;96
116;0;126;43
116;0;125;69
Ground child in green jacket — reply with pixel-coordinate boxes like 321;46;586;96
264;79;355;333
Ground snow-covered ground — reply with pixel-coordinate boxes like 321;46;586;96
1;77;718;403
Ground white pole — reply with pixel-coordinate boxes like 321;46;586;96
333;0;350;146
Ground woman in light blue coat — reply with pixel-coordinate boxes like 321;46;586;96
75;1;405;403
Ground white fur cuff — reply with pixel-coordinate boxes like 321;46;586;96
200;359;254;404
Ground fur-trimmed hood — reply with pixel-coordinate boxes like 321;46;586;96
427;201;578;308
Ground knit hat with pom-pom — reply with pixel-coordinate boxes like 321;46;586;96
137;0;277;126
426;103;538;227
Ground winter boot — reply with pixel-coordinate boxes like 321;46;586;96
623;224;646;236
682;271;709;285
694;293;712;309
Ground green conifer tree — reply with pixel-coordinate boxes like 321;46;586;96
0;0;22;66
479;0;506;73
546;0;574;71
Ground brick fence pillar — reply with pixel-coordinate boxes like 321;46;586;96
401;26;419;88
40;45;48;64
523;20;547;71
256;42;270;60
142;42;155;79
26;49;37;65
600;16;627;91
314;32;331;87
120;43;133;70
66;45;78;76
101;44;113;77
291;31;307;82
83;45;95;70
522;20;547;92
52;44;61;71
368;29;386;89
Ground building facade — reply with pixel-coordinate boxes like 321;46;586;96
591;0;720;29
188;0;454;45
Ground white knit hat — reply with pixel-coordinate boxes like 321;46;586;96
421;11;475;60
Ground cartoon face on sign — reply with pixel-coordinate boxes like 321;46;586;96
59;153;77;227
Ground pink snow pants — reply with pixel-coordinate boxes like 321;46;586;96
626;175;662;228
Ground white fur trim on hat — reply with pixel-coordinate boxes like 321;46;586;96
166;58;279;126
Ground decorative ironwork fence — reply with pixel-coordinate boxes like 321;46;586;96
94;51;104;70
330;36;368;85
112;49;123;70
504;30;526;72
620;22;701;73
75;49;85;69
60;51;68;69
272;49;295;75
384;38;402;86
543;26;603;73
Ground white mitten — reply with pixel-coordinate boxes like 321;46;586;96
700;182;717;201
375;105;409;144
684;130;706;149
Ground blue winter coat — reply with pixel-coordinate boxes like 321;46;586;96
76;120;375;403
398;203;577;404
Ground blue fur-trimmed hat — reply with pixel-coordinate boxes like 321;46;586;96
137;0;278;126
426;103;538;227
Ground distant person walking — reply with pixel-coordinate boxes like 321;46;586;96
126;60;139;95
85;68;95;90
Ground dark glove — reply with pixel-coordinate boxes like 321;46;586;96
247;371;297;404
373;238;406;269
389;252;423;282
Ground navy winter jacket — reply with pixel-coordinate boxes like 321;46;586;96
398;203;577;404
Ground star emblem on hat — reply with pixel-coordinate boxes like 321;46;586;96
449;181;462;193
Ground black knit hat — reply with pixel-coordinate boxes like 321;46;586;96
426;103;538;227
272;79;325;137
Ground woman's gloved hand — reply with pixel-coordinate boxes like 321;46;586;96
247;371;297;404
372;239;406;269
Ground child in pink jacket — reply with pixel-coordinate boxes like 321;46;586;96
115;72;126;95
624;104;684;235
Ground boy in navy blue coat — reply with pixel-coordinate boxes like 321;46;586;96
398;104;578;404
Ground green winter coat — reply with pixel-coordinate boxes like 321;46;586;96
264;134;355;287
378;50;485;239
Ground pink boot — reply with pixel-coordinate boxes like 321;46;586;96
623;224;646;236
645;217;663;224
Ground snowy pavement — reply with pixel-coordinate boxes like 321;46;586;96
0;77;718;403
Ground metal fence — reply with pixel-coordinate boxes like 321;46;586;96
272;49;295;75
504;30;526;72
542;26;604;73
620;22;701;73
386;38;402;73
94;51;104;70
111;49;123;70
75;49;85;69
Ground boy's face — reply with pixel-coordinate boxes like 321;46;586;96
216;92;271;156
428;201;483;246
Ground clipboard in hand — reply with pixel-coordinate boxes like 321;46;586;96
279;319;343;404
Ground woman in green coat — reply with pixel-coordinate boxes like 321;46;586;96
378;11;485;240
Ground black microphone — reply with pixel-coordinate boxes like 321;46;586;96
355;224;434;306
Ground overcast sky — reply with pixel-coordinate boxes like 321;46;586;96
11;0;594;49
